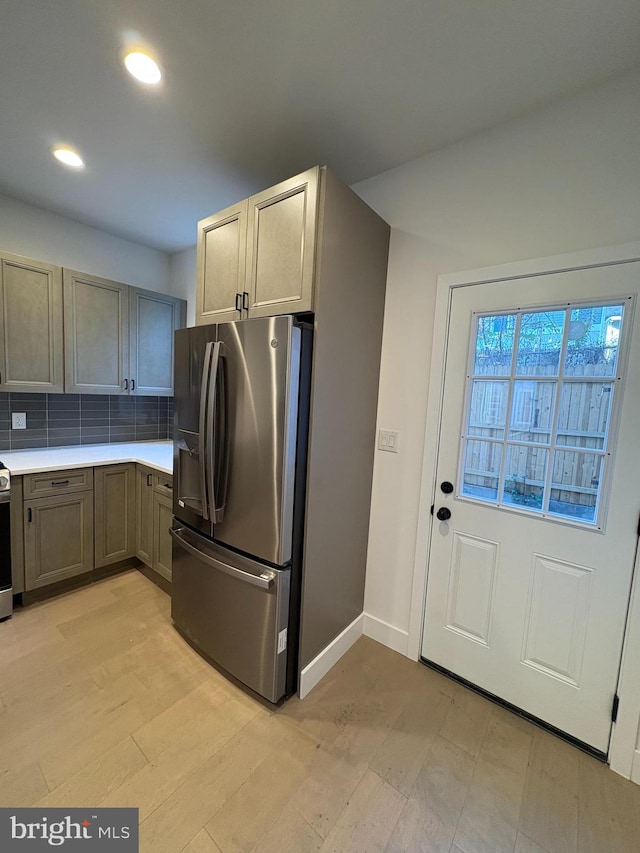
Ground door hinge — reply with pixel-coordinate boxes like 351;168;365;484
611;693;620;723
430;504;434;516
637;511;640;537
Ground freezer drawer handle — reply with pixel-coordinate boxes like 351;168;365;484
169;527;275;589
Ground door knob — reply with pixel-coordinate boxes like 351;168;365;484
436;507;452;521
440;481;454;494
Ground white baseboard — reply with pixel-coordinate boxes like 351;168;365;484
363;613;409;656
299;613;364;699
631;750;640;786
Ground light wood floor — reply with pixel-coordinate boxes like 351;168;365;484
1;570;639;853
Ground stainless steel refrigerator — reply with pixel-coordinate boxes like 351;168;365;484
171;315;311;703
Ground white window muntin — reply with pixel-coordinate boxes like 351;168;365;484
456;297;633;530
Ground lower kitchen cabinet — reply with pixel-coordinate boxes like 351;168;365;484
24;491;94;590
19;463;173;595
152;480;173;582
135;464;173;582
94;464;135;568
135;464;155;567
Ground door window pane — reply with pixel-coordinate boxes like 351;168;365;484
516;310;566;376
564;304;624;377
548;451;602;523
502;445;547;512
556;382;613;450
462;440;502;502
474;314;516;375
468;380;509;439
460;299;627;526
508;381;555;444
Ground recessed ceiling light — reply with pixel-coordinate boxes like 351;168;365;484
124;51;162;84
52;147;84;169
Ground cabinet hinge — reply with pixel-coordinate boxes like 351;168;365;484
611;693;620;724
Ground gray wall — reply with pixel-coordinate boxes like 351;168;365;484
352;68;640;651
0;193;171;293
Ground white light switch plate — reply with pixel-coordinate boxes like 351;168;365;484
378;429;399;453
12;412;27;430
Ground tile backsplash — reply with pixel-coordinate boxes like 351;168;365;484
0;393;174;452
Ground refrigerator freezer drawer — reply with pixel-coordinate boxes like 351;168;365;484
170;526;290;703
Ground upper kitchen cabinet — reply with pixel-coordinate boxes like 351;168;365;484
195;166;319;324
129;288;186;396
245;167;318;318
64;270;186;395
63;270;129;395
0;252;64;393
196;200;247;324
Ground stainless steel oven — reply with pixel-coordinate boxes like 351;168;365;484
0;464;12;621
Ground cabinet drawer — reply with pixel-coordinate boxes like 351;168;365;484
153;475;173;498
23;467;93;498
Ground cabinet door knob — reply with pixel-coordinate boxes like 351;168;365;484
242;291;249;311
123;378;129;391
131;378;136;391
235;293;242;312
27;507;32;523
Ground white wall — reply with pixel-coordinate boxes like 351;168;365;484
0;193;170;292
169;246;197;326
353;68;640;652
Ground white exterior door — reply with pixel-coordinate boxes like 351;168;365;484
421;261;640;754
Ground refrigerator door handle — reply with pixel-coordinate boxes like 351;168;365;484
207;341;226;523
170;527;276;589
217;357;231;520
199;341;215;520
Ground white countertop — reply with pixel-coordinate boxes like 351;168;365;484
0;440;173;476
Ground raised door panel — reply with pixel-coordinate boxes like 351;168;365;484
445;532;499;647
196;201;247;325
63;270;129;394
94;464;135;568
0;253;64;393
135;464;154;567
153;489;173;581
24;493;93;589
245;166;319;318
130;288;186;396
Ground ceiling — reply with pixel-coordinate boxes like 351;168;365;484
1;1;639;253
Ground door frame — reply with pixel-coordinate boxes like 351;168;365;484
407;239;640;778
